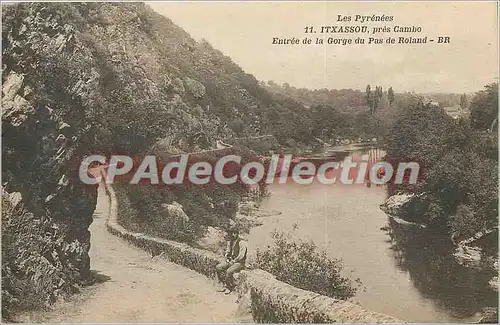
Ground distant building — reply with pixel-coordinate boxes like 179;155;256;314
422;97;440;107
443;105;469;120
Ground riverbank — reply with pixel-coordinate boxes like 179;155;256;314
281;141;379;157
380;192;498;322
381;193;498;286
243;143;495;323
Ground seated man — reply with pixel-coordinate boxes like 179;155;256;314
216;226;247;294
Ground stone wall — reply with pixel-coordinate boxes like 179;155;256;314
105;185;403;323
236;270;401;323
105;185;223;279
226;135;281;155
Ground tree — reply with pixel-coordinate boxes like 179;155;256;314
228;118;245;135
366;85;383;115
459;93;468;111
469;83;498;131
267;80;278;88
388;87;395;108
385;95;498;234
373;86;383;114
365;85;373;113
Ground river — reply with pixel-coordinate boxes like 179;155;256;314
246;145;496;323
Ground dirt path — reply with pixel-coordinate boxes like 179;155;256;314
20;185;243;323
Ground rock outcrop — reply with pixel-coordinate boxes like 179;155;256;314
2;4;99;317
195;226;227;255
379;193;428;230
453;228;499;291
381;193;498;294
162;201;190;223
184;77;206;99
379;193;415;217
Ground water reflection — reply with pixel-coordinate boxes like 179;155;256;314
385;219;498;319
250;146;497;322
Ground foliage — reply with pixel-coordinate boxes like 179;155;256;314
261;83;414;143
114;147;261;243
459;93;468;111
366;85;383;115
388;87;395;107
254;231;360;300
469;83;498;131
114;184;200;243
365;85;372;112
1;196;77;320
228;118;245;135
384;84;498;240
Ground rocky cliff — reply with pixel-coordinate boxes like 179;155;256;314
2;4;99;317
1;2;303;318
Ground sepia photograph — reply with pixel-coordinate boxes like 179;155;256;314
1;1;498;323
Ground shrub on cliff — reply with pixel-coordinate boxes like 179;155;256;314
1;195;79;320
254;231;360;300
184;77;206;99
229;118;245;135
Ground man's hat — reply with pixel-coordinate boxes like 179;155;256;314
227;220;239;234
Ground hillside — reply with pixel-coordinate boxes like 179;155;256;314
1;2;309;318
3;2;498;322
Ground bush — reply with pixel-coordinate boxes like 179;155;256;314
114;184;199;243
254;231;360;300
113;147;261;244
1;196;75;320
229;118;245;135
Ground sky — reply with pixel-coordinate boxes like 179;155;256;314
148;1;498;93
